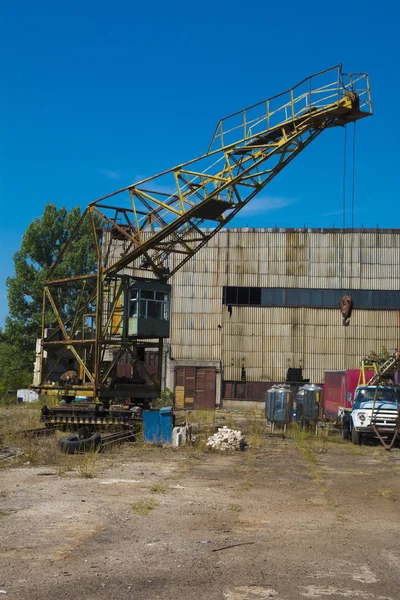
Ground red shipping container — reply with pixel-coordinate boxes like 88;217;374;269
323;369;374;420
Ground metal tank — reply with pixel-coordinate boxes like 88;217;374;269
265;385;278;422
302;384;323;422
295;386;307;423
265;384;293;425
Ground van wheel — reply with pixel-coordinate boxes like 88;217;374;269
351;428;362;445
341;426;350;440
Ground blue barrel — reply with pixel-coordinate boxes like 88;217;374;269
143;407;173;443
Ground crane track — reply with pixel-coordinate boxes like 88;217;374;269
16;426;57;438
15;426;136;449
99;429;137;450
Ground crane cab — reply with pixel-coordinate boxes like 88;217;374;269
127;281;170;338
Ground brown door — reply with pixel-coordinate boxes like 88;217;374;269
195;368;216;409
175;367;216;409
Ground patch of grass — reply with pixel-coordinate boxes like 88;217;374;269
374;488;395;498
0;511;10;518
190;409;216;427
287;425;327;483
229;503;242;512
76;451;99;479
241;411;266;451
188;433;210;454
56;453;76;477
238;478;254;493
151;484;168;494
336;512;347;521
0;406;62;467
222;412;235;429
56;449;100;479
131;499;158;516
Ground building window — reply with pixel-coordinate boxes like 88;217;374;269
222;286;400;310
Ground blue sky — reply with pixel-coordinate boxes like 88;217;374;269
1;0;399;325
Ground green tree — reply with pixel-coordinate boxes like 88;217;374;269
2;203;98;393
0;331;32;398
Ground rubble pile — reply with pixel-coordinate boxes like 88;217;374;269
206;426;245;451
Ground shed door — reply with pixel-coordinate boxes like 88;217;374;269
175;367;216;409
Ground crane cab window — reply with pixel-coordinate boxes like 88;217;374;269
129;288;169;321
129;288;138;317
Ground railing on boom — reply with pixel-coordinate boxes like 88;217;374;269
208;65;372;153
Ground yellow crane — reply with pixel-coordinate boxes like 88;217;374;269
35;65;372;425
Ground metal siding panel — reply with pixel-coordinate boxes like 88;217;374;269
169;229;400;384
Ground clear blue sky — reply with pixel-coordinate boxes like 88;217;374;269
0;0;398;325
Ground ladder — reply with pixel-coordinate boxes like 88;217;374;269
367;357;398;386
357;355;400;450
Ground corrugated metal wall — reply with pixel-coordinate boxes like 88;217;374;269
169;229;400;382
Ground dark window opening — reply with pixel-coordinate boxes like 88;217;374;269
224;287;238;304
222;286;400;310
238;287;250;304
249;287;261;305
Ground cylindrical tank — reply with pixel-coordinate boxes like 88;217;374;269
265;385;277;421
265;384;292;424
303;384;323;421
295;386;307;422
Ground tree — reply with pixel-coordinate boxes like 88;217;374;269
0;331;32;398
2;203;98;393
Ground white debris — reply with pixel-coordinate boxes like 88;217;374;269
206;426;245;451
172;426;189;447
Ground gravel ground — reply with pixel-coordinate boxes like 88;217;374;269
1;434;400;600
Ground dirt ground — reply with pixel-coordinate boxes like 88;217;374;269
1;425;400;600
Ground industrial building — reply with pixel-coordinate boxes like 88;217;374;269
164;227;400;409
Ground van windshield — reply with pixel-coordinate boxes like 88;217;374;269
353;387;399;406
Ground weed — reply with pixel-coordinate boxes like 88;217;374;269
238;478;254;493
56;454;76;477
131;499;158;516
178;458;194;473
0;511;10;518
223;413;235;429
0;407;62;468
151;484;168;494
186;433;209;455
287;425;326;483
190;409;216;427
76;451;99;478
229;504;242;512
336;513;347;521
154;388;174;409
